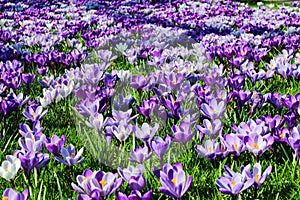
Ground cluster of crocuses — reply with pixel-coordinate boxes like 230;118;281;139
0;0;300;199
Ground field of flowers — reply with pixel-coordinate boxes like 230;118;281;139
1;0;300;199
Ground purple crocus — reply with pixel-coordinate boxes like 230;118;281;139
71;169;95;195
133;123;159;145
90;170;123;197
22;73;36;88
242;163;272;189
118;164;145;191
44;135;66;156
130;75;149;92
23;106;47;123
288;125;300;158
171;122;195;144
2;188;29;200
196;119;222;139
151;135;172;164
129;146;152;164
222;134;246;156
154;163;192;200
216;165;254;197
55;144;84;167
116;190;153;200
201;99;226;120
195;139;222;160
244;133;274;157
16;151;50;176
18;132;45;153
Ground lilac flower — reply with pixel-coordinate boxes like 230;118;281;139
155;163;192;200
129;146;152;164
133;123;159;145
116;190;152;200
44;135;66;156
216;165;254;197
244;133;274;157
118;164;146;191
242;163;272;189
151;135;172;162
55;144;84;167
18;132;45;153
2;188;29;200
0;155;21;181
23;106;47;122
196;119;222;139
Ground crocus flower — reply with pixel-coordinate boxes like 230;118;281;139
242;163;272;189
45;135;66;156
19;121;43;137
129;146;152;164
195;139;221;160
118;164;146;191
16;151;50;176
133;123;159;145
23;106;48;123
111;120;133;142
151;135;172;162
2;188;29;200
216;165;254;197
55;144;84;167
196;119;222;139
288;125;300;158
18;132;45;153
0;155;21;181
171;122;195;144
22;73;36;88
201;99;226;120
72;169;95;195
244;133;274;157
154;163;192;200
222;134;246;156
90;170;123;197
116;190;152;200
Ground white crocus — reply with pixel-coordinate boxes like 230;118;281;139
0;156;21;180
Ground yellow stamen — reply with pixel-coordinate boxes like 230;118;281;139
208;125;213;133
31;137;35;142
83;176;88;181
208;146;213;153
280;133;285;139
54;143;57;146
2;196;8;200
255;174;260;183
100;180;107;188
31;111;36;117
171;178;177;186
230;181;236;187
233;144;238;151
252;143;259;149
